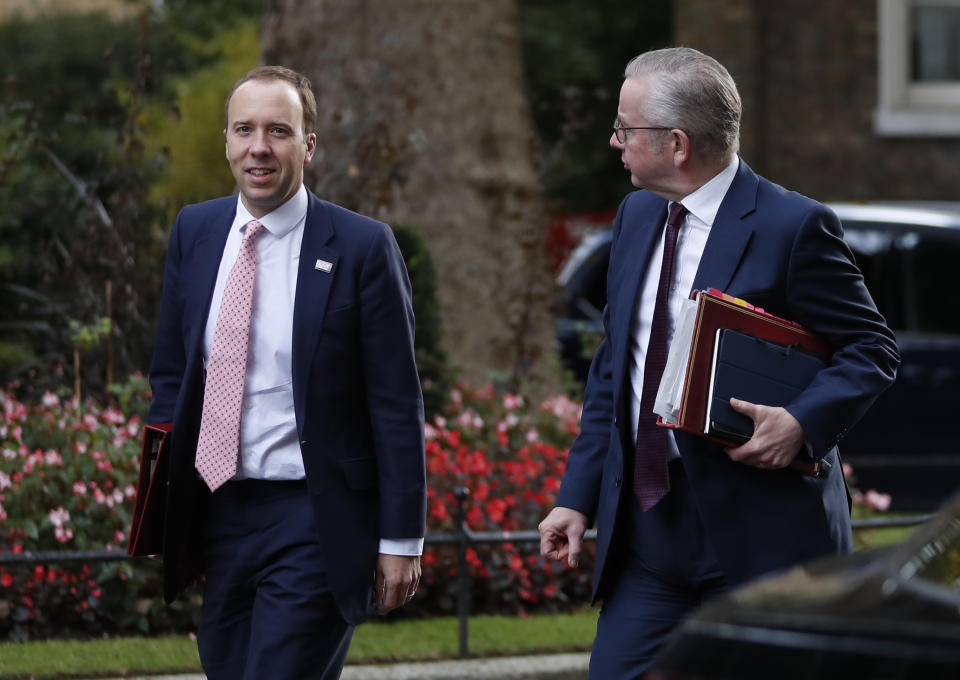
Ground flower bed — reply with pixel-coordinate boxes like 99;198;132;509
410;383;593;616
0;377;593;639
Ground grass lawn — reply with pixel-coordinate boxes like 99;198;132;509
0;610;599;679
0;521;921;678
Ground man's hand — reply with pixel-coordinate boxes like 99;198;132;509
725;398;804;469
538;506;588;568
374;554;421;614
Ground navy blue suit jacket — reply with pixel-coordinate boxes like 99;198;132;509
556;160;899;598
147;190;427;624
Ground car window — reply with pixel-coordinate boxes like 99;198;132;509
845;223;960;335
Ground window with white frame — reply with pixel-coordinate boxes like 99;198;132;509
876;0;960;135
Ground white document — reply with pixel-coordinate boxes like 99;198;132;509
653;295;699;425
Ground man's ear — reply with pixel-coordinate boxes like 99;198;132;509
224;129;228;160
304;132;317;165
671;129;692;167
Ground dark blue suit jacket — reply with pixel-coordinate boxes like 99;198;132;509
556;160;899;598
147;190;427;624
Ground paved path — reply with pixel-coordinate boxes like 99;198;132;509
94;652;590;680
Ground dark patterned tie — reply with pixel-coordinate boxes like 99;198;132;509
195;220;265;491
634;202;688;511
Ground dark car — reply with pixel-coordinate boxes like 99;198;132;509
554;203;960;510
646;491;960;680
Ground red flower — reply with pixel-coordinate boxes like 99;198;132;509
1;572;12;587
429;499;449;522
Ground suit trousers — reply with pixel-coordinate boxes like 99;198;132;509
589;459;728;680
198;479;354;680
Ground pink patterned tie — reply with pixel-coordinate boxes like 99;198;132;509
195;220;265;491
634;203;688;511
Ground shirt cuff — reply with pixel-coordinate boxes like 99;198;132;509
378;537;424;556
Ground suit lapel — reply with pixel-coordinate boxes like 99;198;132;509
692;159;759;294
292;194;338;424
610;199;667;408
185;209;235;357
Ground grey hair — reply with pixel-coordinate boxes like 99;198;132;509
624;47;741;160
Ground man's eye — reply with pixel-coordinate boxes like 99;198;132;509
235;126;250;134
271;127;288;135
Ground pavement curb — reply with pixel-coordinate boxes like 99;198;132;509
92;652;590;680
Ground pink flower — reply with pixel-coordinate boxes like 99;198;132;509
503;394;524;410
49;506;70;527
82;413;98;431
73;481;87;496
41;391;59;408
0;502;6;521
0;471;10;490
44;450;63;466
1;448;14;460
526;428;539;443
865;490;892;512
100;407;125;425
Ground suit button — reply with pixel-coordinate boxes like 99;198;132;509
615;476;622;488
300;440;308;446
613;416;619;427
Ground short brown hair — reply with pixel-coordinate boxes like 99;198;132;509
224;65;318;137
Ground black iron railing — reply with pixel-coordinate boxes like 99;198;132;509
0;487;935;658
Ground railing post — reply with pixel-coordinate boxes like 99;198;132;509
454;486;470;658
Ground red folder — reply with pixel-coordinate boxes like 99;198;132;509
127;423;171;557
657;289;832;474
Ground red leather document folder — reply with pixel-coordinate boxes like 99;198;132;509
127;423;171;557
655;289;832;474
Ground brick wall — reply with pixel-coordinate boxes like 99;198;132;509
676;0;960;201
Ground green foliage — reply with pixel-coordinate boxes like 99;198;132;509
0;4;261;398
142;19;261;217
69;318;111;353
0;11;182;393
517;0;672;213
392;226;450;416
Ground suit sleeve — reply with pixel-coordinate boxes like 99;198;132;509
554;199;629;523
357;224;427;540
784;206;900;457
147;211;188;425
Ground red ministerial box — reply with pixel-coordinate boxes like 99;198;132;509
656;289;832;475
127;423;171;557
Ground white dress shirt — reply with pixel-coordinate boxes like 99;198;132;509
628;157;740;457
204;184;422;555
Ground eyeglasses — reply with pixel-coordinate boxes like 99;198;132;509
613;119;671;144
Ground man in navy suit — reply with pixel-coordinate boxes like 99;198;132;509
538;47;899;678
147;66;426;679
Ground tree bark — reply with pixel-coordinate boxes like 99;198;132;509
263;0;557;387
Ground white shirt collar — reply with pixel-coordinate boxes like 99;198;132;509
233;184;308;238
676;156;740;227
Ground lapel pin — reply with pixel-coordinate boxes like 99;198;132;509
314;259;333;273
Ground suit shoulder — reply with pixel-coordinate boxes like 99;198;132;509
176;195;237;222
754;174;834;221
312;196;394;243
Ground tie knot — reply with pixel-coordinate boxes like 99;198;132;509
667;202;688;229
244;220;265;243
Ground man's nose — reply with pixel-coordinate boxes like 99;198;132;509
250;131;271;154
610;132;623;150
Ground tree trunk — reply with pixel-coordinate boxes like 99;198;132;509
263;0;557;387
